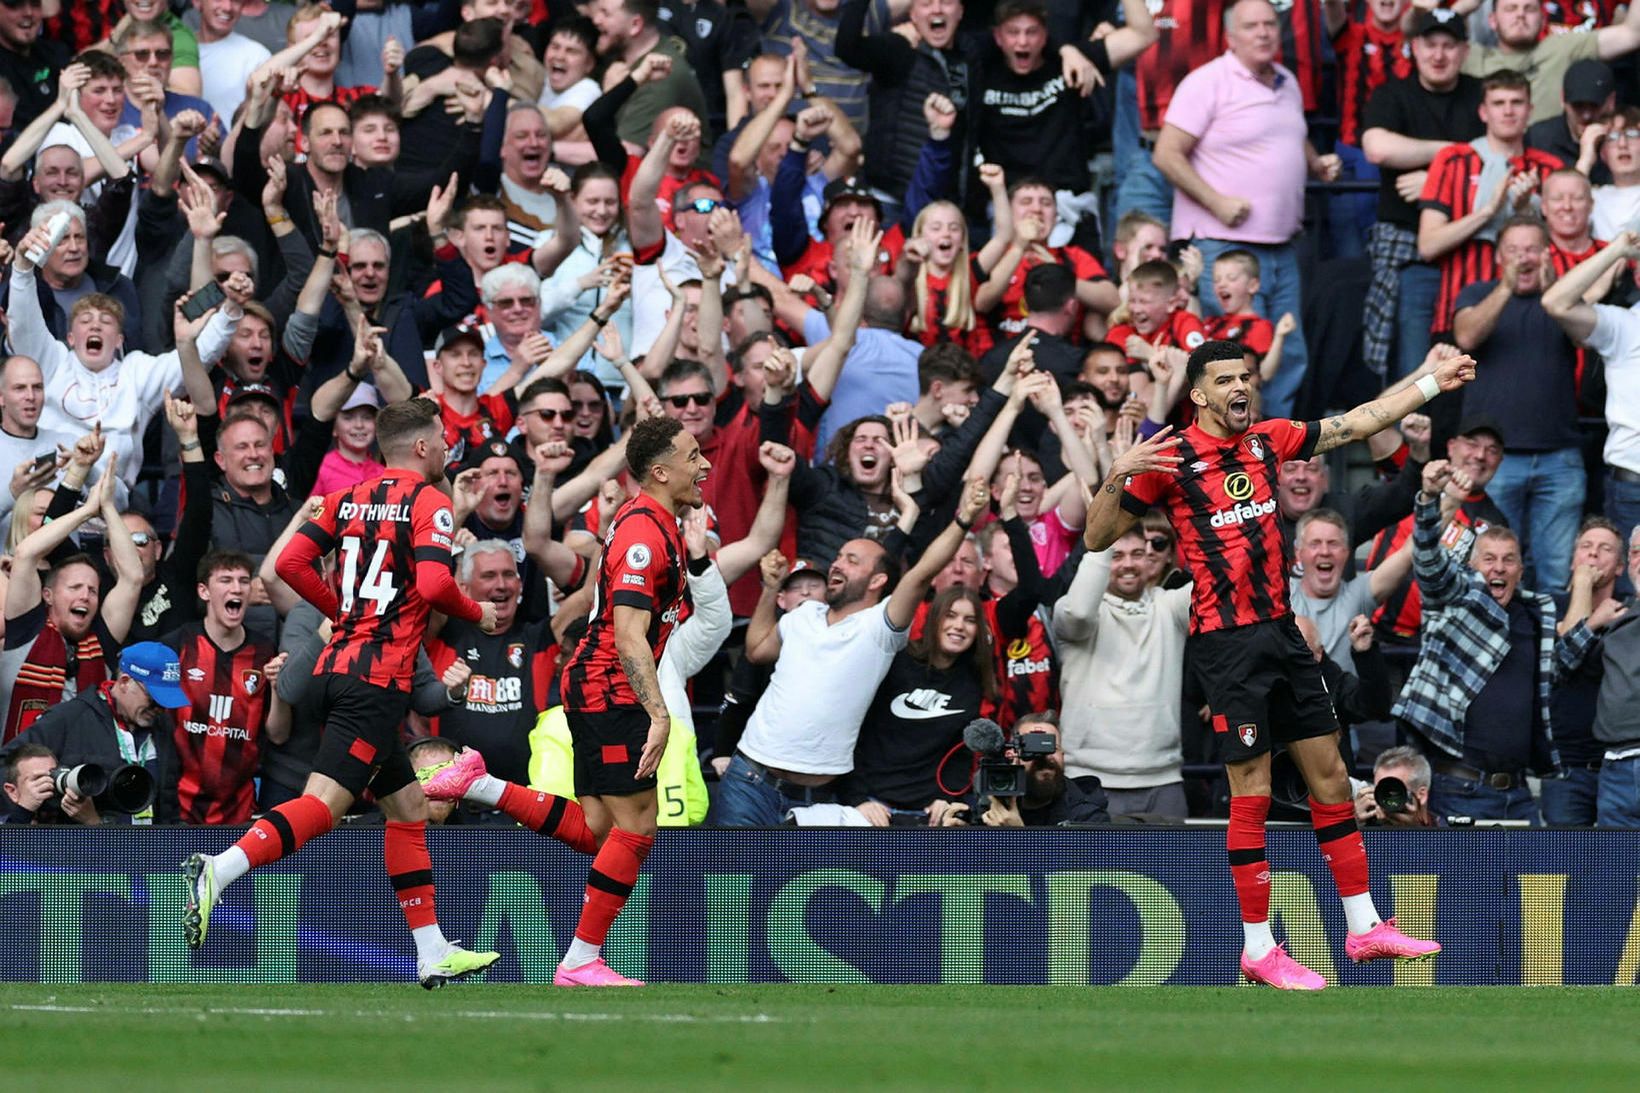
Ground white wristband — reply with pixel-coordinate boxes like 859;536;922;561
1415;374;1442;403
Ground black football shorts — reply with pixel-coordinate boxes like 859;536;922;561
311;674;415;798
565;705;659;797
1189;617;1339;763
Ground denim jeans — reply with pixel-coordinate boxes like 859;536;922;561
707;753;837;828
1111;68;1175;225
1394;261;1440;381
1429;771;1541;824
1538;765;1600;826
1194;238;1309;419
1486;447;1587;593
1326;143;1378;261
1596;756;1640;828
1607;473;1640;596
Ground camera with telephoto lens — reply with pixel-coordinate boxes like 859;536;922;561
966;719;1055;799
1373;776;1412;816
50;763;109;799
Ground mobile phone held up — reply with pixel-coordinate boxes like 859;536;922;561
180;280;227;322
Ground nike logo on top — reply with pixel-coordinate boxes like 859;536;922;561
889;689;964;720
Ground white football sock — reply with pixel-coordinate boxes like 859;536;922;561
466;774;505;807
1342;892;1381;934
411;924;451;963
210;847;251;889
1242;920;1276;961
560;937;601;970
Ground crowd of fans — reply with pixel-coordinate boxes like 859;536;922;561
2;0;1640;833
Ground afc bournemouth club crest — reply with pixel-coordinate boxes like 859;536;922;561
1238;723;1258;747
507;643;525;669
241;669;262;696
1245;436;1264;462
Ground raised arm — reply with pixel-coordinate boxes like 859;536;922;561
1313;351;1476;455
743;550;788;666
802;219;877;401
6;479;103;622
1543;231;1640;344
1103;0;1161;68
0;65;74;181
96;458;145;644
628;112;694;255
727;55;795;202
887;476;992;629
1083;428;1183;552
715;444;796;586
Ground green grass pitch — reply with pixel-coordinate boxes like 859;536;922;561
4;983;1640;1090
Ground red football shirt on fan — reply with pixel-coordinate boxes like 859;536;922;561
561;492;691;712
166;623;276;824
1419;144;1562;333
1331;19;1409;147
911;257;996;358
279;469;483;690
1204;312;1273;358
988;245;1109;340
438;392;515;467
1122;418;1319;634
1107;309;1208;365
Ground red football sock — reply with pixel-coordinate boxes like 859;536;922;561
1310;797;1370;898
573;827;654;947
1227;795;1272;924
235;794;334;869
498;782;597;854
385;820;438;930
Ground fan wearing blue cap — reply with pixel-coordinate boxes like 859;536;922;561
0;641;186;823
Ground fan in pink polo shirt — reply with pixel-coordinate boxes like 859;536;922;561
1151;0;1341;422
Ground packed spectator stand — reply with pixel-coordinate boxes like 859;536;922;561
3;0;1640;834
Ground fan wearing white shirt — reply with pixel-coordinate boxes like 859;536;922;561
712;475;993;827
8;217;240;495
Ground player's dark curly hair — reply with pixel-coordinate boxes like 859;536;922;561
626;417;684;480
1185;339;1250;390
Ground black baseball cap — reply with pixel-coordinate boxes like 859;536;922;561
191;156;232;186
1564;59;1615;106
455;438;521;477
435;324;485;354
1409;7;1467;41
226;382;282;409
820;176;881;220
1456;414;1505;446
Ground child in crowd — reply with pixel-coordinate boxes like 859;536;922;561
1202;249;1295;384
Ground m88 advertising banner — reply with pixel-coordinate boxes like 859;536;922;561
3;828;1639;985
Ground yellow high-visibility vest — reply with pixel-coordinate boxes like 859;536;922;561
527;706;708;826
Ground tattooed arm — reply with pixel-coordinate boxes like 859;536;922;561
1312;352;1477;455
613;604;671;780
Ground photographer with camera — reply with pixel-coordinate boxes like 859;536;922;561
0;641;186;823
1355;746;1438;828
965;711;1110;828
2;742;105;825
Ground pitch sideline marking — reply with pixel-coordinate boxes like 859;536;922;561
7;1002;783;1024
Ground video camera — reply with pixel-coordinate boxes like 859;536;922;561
964;718;1055;799
49;762;155;813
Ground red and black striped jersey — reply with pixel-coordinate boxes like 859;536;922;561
1135;1;1225;133
281;85;377;155
1419;145;1562;333
1203;312;1274;357
46;0;118;52
439;391;515;471
561;492;691;712
1121;418;1319;635
1366;493;1509;638
293;470;472;690
1275;0;1323;114
1542;1;1616;33
1332;20;1410;147
1551;237;1607;401
164;623;276;825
